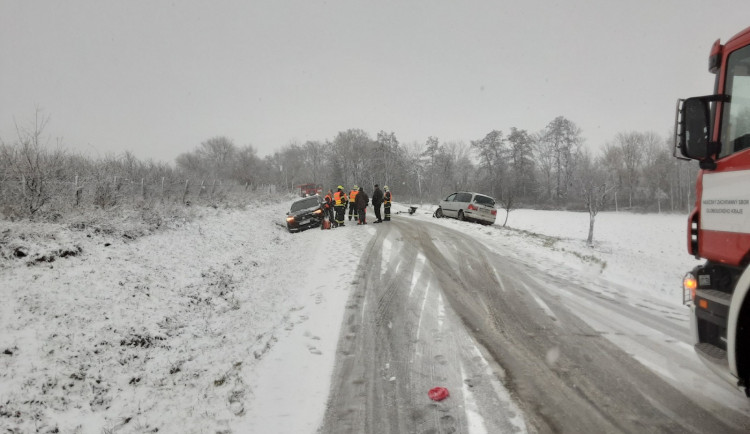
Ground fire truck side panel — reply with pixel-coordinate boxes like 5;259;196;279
699;169;750;266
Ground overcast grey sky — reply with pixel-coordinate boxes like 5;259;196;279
2;0;750;163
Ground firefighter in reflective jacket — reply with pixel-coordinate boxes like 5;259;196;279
333;186;348;227
348;185;359;221
384;186;392;221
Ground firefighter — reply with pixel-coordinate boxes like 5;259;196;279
333;185;347;227
348;185;359;221
383;185;392;221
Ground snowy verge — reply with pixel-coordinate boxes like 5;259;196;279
0;197;360;434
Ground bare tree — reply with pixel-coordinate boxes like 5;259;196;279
498;181;517;227
4;109;67;217
332;129;371;188
233;145;261;186
421;136;441;198
539;116;583;204
534;132;556;202
576;150;615;245
613;132;645;208
471;130;507;198
198;136;237;178
507;127;536;200
376;131;399;187
600;143;623;210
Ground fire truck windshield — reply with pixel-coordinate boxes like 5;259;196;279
719;44;750;158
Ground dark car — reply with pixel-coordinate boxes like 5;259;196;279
286;195;325;233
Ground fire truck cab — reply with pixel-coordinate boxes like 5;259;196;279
675;26;750;396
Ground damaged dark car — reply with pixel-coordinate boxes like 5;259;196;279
286;195;325;233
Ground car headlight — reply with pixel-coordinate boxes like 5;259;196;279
286;216;295;223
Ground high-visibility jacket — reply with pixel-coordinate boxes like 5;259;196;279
384;191;392;205
349;190;359;203
324;193;332;208
334;191;346;206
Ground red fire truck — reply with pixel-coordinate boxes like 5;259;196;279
675;25;750;396
296;183;323;197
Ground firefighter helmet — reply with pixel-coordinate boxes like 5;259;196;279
353;185;358;190
384;185;389;190
337;185;343;190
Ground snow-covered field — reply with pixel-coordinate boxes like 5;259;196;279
0;199;704;433
451;207;702;306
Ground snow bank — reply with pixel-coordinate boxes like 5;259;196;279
0;197;363;433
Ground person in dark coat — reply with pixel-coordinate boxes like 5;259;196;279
371;184;384;223
355;186;369;224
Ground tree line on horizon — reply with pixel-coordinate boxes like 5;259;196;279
0;110;699;222
177;115;697;214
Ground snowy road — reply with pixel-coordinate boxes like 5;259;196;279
319;217;750;433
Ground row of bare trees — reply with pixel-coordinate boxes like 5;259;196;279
0;113;271;220
260;119;697;211
1;111;700;240
255;118;698;243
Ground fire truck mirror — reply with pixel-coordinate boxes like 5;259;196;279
683;97;711;159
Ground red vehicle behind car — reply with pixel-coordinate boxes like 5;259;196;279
296;183;323;197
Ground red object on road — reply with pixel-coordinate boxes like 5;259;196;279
428;387;450;401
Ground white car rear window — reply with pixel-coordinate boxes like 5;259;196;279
474;195;495;206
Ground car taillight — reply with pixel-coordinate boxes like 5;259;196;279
468;204;478;211
491;209;497;216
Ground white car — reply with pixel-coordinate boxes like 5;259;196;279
435;191;497;225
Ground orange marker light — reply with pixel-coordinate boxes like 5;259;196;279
683;274;698;301
683;275;697;290
698;299;709;309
